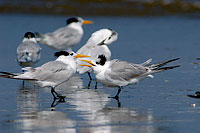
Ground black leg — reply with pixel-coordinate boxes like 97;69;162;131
87;72;92;80
22;80;25;87
95;80;98;89
51;87;58;99
115;87;122;97
51;97;65;109
116;98;121;108
51;98;58;108
87;72;92;89
109;87;122;100
51;87;65;101
87;80;92;89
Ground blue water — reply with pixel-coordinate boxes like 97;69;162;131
1;14;200;133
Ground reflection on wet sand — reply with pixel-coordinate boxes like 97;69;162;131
15;77;81;132
16;74;157;133
82;108;155;133
17;84;40;115
66;86;155;133
55;74;84;94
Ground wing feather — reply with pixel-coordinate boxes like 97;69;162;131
105;60;149;81
31;61;74;83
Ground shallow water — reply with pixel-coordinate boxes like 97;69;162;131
1;14;200;133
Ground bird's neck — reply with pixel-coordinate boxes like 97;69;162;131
68;23;83;34
56;56;76;68
93;61;110;75
22;38;37;43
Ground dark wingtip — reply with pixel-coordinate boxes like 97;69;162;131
168;58;180;63
0;71;16;76
155;65;180;71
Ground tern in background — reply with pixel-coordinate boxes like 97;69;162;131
0;51;90;101
76;28;118;87
35;17;93;50
81;55;180;99
17;32;41;68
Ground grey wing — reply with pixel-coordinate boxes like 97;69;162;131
17;41;41;62
45;27;82;48
105;60;149;81
32;61;74;83
53;27;81;40
17;41;41;53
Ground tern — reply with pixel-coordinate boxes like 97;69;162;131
35;17;93;50
17;32;41;68
76;28;118;84
81;55;180;99
0;51;90;100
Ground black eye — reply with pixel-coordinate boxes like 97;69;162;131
108;36;111;40
70;53;73;56
96;62;100;64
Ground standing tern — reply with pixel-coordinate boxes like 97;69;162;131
0;50;90;100
35;17;93;50
17;32;41;68
81;55;180;99
76;28;118;84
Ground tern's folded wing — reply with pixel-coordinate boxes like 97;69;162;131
105;60;149;81
17;41;41;53
32;61;75;83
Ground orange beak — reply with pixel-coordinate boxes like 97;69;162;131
80;60;96;66
79;64;93;67
74;54;90;58
82;20;93;25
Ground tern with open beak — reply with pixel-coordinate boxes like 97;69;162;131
81;55;180;99
76;28;118;87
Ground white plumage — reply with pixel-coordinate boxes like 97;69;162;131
35;17;93;50
17;32;41;68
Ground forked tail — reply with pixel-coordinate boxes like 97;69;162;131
0;71;37;81
149;58;180;73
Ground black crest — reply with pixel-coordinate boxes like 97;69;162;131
107;28;117;36
54;51;69;57
96;55;107;65
24;32;35;38
67;17;79;25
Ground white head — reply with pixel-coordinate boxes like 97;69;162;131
80;55;108;74
89;28;118;46
54;50;91;65
22;32;37;43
